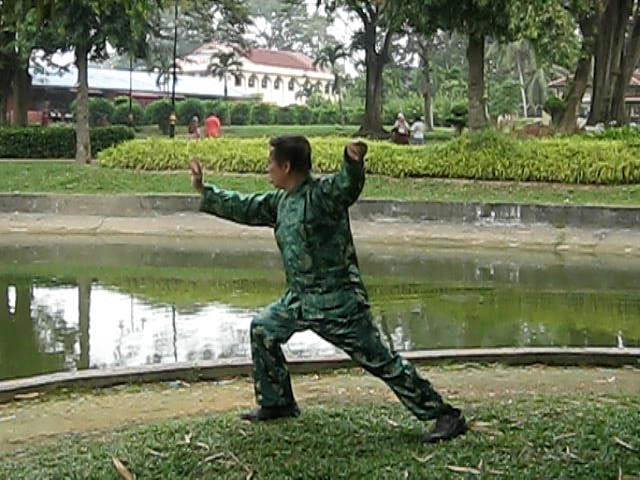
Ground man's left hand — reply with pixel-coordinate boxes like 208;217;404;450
346;139;368;162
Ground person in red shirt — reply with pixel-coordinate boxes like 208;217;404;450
205;112;222;138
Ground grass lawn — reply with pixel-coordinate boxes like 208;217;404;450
1;161;640;206
1;395;638;479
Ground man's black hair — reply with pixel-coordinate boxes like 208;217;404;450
269;135;312;174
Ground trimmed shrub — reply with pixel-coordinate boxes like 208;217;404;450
202;99;231;125
97;130;640;184
145;99;174;134
176;98;206;126
344;107;364;126
70;97;116;127
0;126;134;158
90;126;135;155
230;102;253;125
315;106;341;124
293;105;313;125
276;106;297;125
112;101;145;126
252;103;276;124
544;96;565;125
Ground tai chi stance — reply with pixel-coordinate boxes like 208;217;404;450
190;136;467;442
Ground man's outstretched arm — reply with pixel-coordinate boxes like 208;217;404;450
191;159;281;227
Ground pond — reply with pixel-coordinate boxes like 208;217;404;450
1;236;639;381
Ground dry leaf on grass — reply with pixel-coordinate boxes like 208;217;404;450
112;457;134;480
468;421;504;436
412;452;436;463
553;432;577;441
447;465;481;475
145;448;168;458
618;466;640;480
614;437;637;451
14;392;41;400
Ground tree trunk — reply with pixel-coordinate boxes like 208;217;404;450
588;0;630;125
419;41;434;130
613;11;640;124
78;278;91;370
0;34;15;126
12;64;31;127
516;57;528;118
74;44;91;163
358;50;385;136
557;12;599;134
466;33;487;129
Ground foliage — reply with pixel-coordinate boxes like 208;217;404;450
3;158;639;206
543;96;566;125
276;106;297;125
489;79;522;117
112;101;145;126
0;126;134;158
97;131;640;184
292;105;313;125
176;98;206;126
251;103;276;125
446;103;468;134
145;98;174;134
69;97;115;128
230;102;253;125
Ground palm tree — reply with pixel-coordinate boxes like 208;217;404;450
207;51;243;99
314;42;349;122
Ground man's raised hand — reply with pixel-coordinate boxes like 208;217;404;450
346;139;368;162
190;158;204;193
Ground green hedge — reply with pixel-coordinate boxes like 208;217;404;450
0;126;135;158
96;130;640;184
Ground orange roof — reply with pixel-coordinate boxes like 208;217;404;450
244;48;319;71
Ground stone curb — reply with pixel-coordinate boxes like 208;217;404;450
1;347;638;403
2;193;640;229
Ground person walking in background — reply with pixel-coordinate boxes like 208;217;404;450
205;112;222;138
188;115;202;140
410;116;426;145
391;113;410;144
189;135;467;443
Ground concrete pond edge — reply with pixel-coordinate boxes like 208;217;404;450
1;347;638;404
2;193;640;229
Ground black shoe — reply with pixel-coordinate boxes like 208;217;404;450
424;407;467;443
240;404;300;422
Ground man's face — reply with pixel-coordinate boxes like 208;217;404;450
267;147;289;188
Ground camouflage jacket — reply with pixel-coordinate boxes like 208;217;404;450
199;151;369;315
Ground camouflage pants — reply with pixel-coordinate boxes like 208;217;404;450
250;291;447;420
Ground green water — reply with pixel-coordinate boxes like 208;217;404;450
1;238;638;381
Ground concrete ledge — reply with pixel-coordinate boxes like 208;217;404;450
1;347;638;403
2;193;640;229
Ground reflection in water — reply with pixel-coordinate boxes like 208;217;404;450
1;241;639;381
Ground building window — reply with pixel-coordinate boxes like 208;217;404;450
274;77;281;90
248;75;257;88
261;76;269;89
234;75;243;87
288;79;295;91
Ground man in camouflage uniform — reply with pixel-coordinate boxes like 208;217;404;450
190;136;466;442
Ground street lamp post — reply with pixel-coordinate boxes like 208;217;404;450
169;0;178;138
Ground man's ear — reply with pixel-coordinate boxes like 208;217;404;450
283;161;292;174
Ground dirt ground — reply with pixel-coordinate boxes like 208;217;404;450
1;365;638;454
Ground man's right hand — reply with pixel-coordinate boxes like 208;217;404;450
190;158;204;193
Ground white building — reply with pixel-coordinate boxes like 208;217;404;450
179;43;335;106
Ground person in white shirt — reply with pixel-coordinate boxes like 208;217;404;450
410;116;426;145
